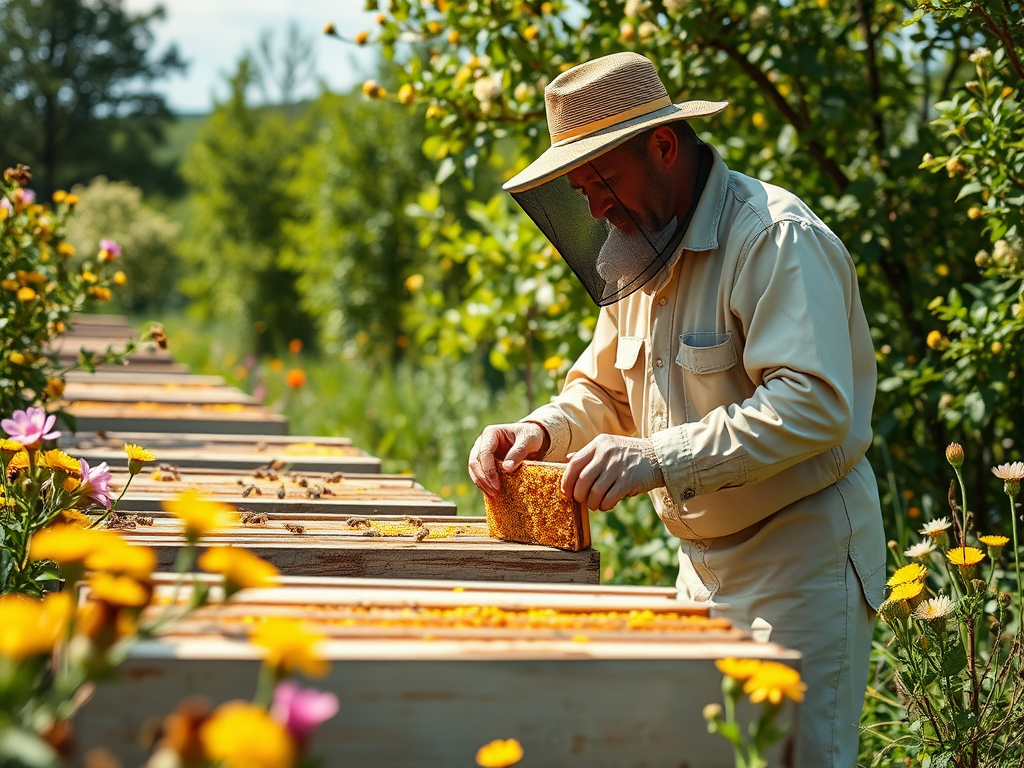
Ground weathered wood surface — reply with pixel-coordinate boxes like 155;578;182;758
63;371;226;386
50;336;174;361
107;468;452;514
112;515;600;583
61;381;256;406
60;431;379;473
73;578;799;768
58;401;288;435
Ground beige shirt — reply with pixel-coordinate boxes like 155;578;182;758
525;144;880;549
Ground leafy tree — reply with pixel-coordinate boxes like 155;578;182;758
0;0;185;197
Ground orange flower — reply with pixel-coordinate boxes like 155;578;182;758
285;369;307;389
288;338;303;354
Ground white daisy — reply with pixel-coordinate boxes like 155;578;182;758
913;595;956;621
919;517;952;537
904;540;937;559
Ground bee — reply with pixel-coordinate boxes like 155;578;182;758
157;462;180;478
276;485;286;499
254;441;268;452
321;485;334;496
283;522;306;534
236;479;245;486
152;470;178;482
136;515;154;527
241;484;262;497
307;485;322;500
105;512;136;530
296;476;308;488
362;529;382;537
148;323;168;350
240;509;268;526
405;516;424;528
327;472;345;483
414;526;430;542
345;518;371;529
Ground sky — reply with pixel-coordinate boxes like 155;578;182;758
124;0;382;114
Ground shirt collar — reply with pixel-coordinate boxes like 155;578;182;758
678;143;729;253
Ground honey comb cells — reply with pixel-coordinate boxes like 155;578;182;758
484;461;591;551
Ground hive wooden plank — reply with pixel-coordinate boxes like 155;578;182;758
73;577;799;768
64;371;226;386
57;401;288;435
60;432;380;473
61;381;257;405
50;336;174;361
106;468;451;514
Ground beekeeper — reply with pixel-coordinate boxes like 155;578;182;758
468;51;886;768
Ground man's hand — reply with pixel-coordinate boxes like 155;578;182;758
468;422;549;496
562;435;664;511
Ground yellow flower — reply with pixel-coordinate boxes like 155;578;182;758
7;450;29;472
543;355;563;372
163;489;239;539
64;194;79;205
57;509;93;527
57;243;75;257
888;580;925;601
0;593;73;660
743;661;807;705
200;701;295;768
523;24;539;40
16;286;36;302
8;351;26;366
113;270;127;286
404;273;424;292
751;111;768;130
81;270;98;283
86;539;157;579
88;286;112;301
979;534;1009;548
199;547;279;591
0;438;24;457
715;657;763;681
88;573;151;607
124;443;155;475
947;546;985;567
476;739;525;767
29;525;118;565
425;104;443;120
926;330;944;349
887;563;927;587
44;378;65;399
40;449;82;476
250;618;330;678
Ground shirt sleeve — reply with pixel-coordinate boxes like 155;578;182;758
650;219;858;501
522;304;637;460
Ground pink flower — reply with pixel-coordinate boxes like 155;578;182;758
98;239;121;261
271;681;339;746
14;188;35;206
0;198;11;214
2;407;61;448
77;458;113;510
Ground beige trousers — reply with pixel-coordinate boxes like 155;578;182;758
675;460;884;768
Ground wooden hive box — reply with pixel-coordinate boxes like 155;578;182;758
106;467;451;515
57;400;288;435
60;431;382;474
49;335;175;364
73;576;799;768
107;511;600;583
64;371;227;386
60;380;257;406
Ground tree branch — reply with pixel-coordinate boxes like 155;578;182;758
973;2;1024;81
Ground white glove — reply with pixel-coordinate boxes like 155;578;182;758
562;434;664;511
468;421;549;497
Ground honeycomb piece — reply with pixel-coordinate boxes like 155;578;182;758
483;461;590;551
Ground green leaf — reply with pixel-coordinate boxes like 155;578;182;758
941;641;968;677
878;377;904;393
0;726;61;768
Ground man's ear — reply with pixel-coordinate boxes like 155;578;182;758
649;126;679;169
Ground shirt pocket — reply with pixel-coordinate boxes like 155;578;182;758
676;332;743;422
615;336;645;371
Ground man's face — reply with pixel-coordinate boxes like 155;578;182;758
565;141;668;236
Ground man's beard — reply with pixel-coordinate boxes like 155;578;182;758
595;214;678;299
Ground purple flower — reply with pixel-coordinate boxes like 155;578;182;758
271;681;339;746
77;458;113;510
98;239;121;261
14;188;35;206
1;407;61;447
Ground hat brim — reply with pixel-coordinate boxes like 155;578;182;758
502;100;728;193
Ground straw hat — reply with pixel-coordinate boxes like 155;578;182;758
503;52;727;193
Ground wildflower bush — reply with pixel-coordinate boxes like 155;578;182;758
863;445;1024;767
0;164;133;419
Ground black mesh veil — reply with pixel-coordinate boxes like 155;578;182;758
511;143;712;306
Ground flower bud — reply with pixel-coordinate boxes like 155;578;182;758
946;443;964;469
702;703;723;722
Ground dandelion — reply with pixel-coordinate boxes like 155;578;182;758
76;458;113;510
743;661;807;705
199;547;280;594
201;701;295;768
88;573;151;608
250;618;330;678
947;546;985;567
888;580;925;602
40;449;82;476
715;657;763;681
163;489;238;540
887;563;927;587
1;407;61;448
0;593;73;660
271;681;339;745
123;443;155;475
98;238;121;262
476;739;525;767
904;540;936;559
